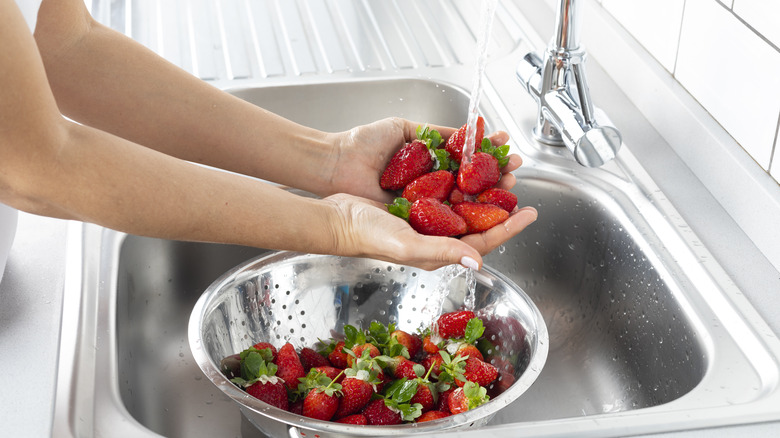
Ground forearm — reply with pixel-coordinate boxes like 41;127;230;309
8;120;340;253
34;0;339;196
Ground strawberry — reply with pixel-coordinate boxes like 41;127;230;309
334;376;374;419
422;353;444;377
347;342;380;367
476;187;517;213
444;116;485;163
416;410;450;422
276;343;306;391
302;377;342;421
251;342;278;361
387;356;423;380
448;381;489;414
452;201;509;234
327;341;350;369
230;349;288;411
410;365;438;413
422;335;440;354
437;387;455;413
362;398;403;425
455;343;484;362
380;140;434;191
447;187;469;205
410;383;436;413
311;366;344;383
289;400;303;415
402;170;455;204
458;356;498;387
456;152;501;195
299;347;329;371
335;414;368;425
246;378;289;411
436;311;477;339
388;197;467;237
390;329;422;359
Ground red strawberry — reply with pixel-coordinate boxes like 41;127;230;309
455;343;484;362
444;117;485;163
448;382;489;414
458;356;498;387
390;329;422;359
422;353;444;377
437;387;455;413
251;342;278;361
380;140;434;191
362;398;403;425
436;311;476;339
299;347;329;371
452;201;509;234
246;378;289;411
402;170;455;204
347;342;380;367
448;187;469;205
456;152;501;195
327;341;350;369
422;335;440;354
388;197;467;237
335;414;368;424
416;410;450;422
387;356;422;380
411;382;436;413
289;399;303;415
276;343;306;391
302;381;341;421
476;187;517;213
409;198;467;236
311;366;344;383
334;376;374;419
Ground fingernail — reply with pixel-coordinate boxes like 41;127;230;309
460;256;479;271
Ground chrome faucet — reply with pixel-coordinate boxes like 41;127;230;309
516;0;622;167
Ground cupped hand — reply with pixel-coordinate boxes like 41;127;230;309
328;117;521;203
323;193;538;271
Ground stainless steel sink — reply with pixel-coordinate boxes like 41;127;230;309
54;78;780;438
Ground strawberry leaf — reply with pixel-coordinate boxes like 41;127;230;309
463;318;485;344
343;324;365;348
432;148;455;171
416;124;443;149
480;139;511;167
386;197;411;220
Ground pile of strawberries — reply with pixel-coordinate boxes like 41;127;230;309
381;118;518;236
221;310;515;425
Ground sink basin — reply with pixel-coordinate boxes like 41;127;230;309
54;78;780;438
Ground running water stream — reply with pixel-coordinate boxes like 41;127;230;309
461;0;499;166
423;0;498;328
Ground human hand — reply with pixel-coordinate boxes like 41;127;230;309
327;117;521;203
323;193;537;271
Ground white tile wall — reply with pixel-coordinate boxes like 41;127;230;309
733;0;780;48
598;0;780;182
601;0;685;72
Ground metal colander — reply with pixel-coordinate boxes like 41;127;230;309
189;251;548;437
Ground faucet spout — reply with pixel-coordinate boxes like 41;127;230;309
516;0;621;167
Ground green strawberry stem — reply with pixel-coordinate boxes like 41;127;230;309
386;197;411;220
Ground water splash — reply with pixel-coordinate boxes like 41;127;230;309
462;0;499;166
420;265;478;332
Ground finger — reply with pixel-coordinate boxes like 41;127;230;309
494;172;516;191
487;131;510;146
501;154;523;172
460;207;538;256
